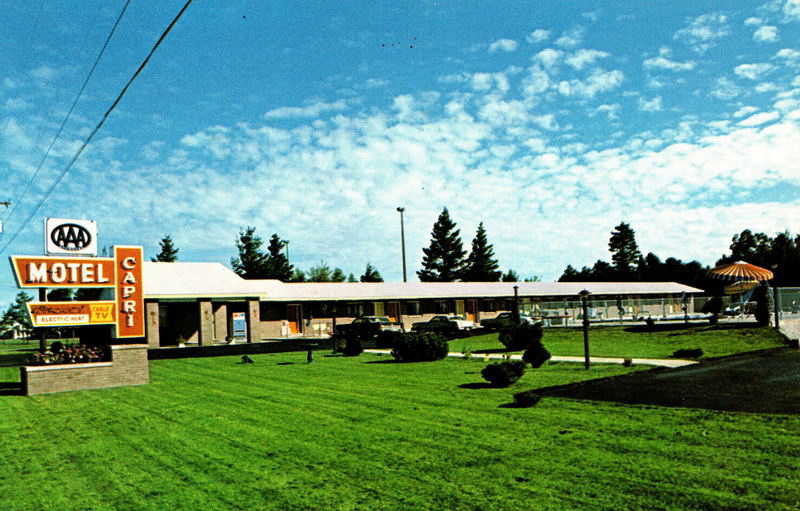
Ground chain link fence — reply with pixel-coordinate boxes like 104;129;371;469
775;287;800;340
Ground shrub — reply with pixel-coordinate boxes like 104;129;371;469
622;357;633;367
672;348;703;359
391;332;449;362
340;331;363;357
481;360;526;387
376;330;402;349
513;389;541;407
522;342;551;368
702;297;724;325
499;321;543;350
752;285;773;326
29;344;106;366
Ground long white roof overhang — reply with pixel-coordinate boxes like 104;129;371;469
143;262;702;301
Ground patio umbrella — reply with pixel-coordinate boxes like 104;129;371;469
709;261;773;282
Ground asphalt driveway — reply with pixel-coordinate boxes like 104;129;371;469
536;347;800;414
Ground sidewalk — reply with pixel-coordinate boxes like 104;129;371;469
362;349;698;368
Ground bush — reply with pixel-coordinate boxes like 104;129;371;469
391;332;449;362
702;297;724;325
672;348;703;359
512;389;541;407
340;331;363;357
752;285;773;326
376;330;402;349
522;342;551;368
481;360;526;387
29;344;106;366
499;321;543;350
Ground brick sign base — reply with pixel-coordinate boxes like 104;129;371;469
21;345;149;395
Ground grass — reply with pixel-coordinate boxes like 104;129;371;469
1;349;798;510
454;323;788;359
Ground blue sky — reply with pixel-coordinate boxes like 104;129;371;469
1;1;800;307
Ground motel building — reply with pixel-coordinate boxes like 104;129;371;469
142;262;702;348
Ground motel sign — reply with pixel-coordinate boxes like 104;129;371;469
10;245;145;338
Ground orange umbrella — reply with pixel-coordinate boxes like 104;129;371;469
710;261;773;282
723;280;759;295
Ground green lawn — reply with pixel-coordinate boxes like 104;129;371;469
453;323;788;359
1;351;798;510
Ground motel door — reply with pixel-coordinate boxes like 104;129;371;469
287;304;302;334
465;299;478;322
386;302;400;322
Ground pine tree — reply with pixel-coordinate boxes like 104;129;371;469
231;227;268;279
1;292;33;336
360;263;384;282
609;222;641;277
152;235;179;262
462;222;501;281
263;234;293;281
501;269;520;282
417;208;466;282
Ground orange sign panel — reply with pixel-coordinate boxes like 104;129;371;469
114;246;144;338
26;301;117;327
10;255;115;288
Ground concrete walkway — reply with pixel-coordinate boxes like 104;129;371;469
362;349;698;368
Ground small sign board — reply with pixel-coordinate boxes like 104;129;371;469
45;218;97;256
232;312;247;338
26;301;117;327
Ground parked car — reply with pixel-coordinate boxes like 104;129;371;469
448;314;477;330
411;315;462;334
479;312;535;330
335;316;403;337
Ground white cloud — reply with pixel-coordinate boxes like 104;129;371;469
710;77;743;100
526;29;550;43
784;0;800;21
265;99;348;119
533;48;563;69
776;48;800;60
28;66;59;81
753;26;779;42
595;103;621;120
488;39;518;53
638;95;663;112
643;56;696;71
734;63;775;80
733;106;759;118
554;27;585;49
565;49;609;70
744;17;764;26
738;111;780;126
674;12;730;53
556;69;624;98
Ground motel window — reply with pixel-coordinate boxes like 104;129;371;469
479;299;495;312
403;301;421;315
260;303;283;321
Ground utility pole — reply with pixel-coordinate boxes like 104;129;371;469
396;207;407;282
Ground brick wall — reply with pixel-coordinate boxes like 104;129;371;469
21;344;149;396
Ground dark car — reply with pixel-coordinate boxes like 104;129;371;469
479;312;534;330
410;315;460;335
335;316;403;338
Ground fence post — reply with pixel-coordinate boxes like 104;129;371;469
774;287;780;329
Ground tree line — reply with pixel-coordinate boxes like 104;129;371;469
559;222;800;289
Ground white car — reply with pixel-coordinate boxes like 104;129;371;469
447;314;477;330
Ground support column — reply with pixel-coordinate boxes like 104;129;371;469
145;302;160;348
213;304;228;341
198;300;213;346
247;299;261;344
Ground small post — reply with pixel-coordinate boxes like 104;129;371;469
512;285;520;325
579;290;591;370
397;207;407;282
38;288;47;352
307;346;314;363
773;287;780;329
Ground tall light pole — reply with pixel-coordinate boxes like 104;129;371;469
396;207;407;282
579;289;591;370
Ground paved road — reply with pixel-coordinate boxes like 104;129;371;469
362;349;697;368
534;347;800;414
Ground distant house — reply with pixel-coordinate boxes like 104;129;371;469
141;262;702;347
0;321;28;340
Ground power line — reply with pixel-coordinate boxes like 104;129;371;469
0;0;194;255
2;0;132;227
